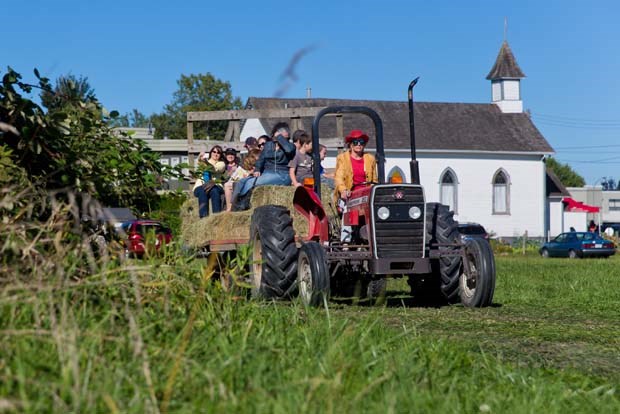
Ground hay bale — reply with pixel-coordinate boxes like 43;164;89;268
180;185;338;249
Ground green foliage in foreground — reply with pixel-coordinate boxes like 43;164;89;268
1;248;619;412
0;67;180;214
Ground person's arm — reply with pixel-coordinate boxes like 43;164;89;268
289;167;300;187
334;154;349;199
288;155;300;186
368;155;378;183
254;149;266;176
276;135;296;157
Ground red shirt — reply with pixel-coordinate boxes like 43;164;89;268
351;156;366;187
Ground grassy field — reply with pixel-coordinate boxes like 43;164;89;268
1;251;619;413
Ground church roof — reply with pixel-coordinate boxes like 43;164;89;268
246;97;554;154
486;41;526;80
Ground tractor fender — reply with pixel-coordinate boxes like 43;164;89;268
293;186;329;242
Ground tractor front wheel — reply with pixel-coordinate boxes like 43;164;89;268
459;238;496;307
297;242;330;306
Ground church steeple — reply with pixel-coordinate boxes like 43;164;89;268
487;41;526;113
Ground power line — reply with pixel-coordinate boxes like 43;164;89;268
553;143;620;150
531;111;620;124
556;150;620;154
557;158;620;165
533;118;620;130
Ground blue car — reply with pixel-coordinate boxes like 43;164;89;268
540;232;616;259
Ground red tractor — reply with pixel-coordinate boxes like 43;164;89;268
247;79;496;307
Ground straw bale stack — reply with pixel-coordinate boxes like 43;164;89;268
180;185;337;249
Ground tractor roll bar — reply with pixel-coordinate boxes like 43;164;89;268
311;106;385;199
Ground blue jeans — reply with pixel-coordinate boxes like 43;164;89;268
237;171;291;196
194;185;224;218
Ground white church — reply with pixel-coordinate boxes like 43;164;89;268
239;41;558;240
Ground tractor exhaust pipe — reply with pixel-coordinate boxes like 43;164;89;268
408;77;420;184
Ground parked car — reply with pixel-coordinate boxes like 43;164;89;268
457;223;489;240
118;220;173;257
539;232;615;259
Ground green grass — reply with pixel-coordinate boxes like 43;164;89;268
1;253;620;413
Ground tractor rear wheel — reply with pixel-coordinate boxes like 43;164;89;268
459;238;496;307
249;205;298;299
297;241;330;306
425;203;461;303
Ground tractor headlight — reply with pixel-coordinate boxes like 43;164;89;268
377;207;390;220
408;206;422;220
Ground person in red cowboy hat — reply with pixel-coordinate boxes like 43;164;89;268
333;129;378;205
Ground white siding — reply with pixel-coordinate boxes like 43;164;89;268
492;80;523;113
491;81;502;102
239;118;267;140
603;192;620;222
321;151;546;238
549;200;564;238
564;212;587;232
502;80;521;100
495;100;523;113
380;153;545;238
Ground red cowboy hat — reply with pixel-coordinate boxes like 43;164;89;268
345;129;369;143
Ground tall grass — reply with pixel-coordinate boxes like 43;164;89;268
1;196;619;412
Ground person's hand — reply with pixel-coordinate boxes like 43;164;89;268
278;128;289;139
294;182;302;188
253;171;261;177
340;189;351;200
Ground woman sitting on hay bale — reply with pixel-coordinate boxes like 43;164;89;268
193;145;226;218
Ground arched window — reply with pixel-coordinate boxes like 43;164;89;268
387;166;406;184
492;169;510;214
439;168;458;213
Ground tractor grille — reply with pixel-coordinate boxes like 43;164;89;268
372;185;425;258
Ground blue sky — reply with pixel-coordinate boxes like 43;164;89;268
4;0;620;184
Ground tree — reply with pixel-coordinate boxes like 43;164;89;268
40;74;96;112
1;67;179;215
151;73;242;140
545;157;585;187
109;109;152;128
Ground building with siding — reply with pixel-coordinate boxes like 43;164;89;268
238;41;556;240
127;41;562;240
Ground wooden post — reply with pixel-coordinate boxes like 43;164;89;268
187;121;195;179
522;230;528;255
291;117;303;132
223;120;240;142
336;114;344;141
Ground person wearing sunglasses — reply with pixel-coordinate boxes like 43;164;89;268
257;135;270;150
333;130;377;242
192;145;226;217
333;129;378;204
